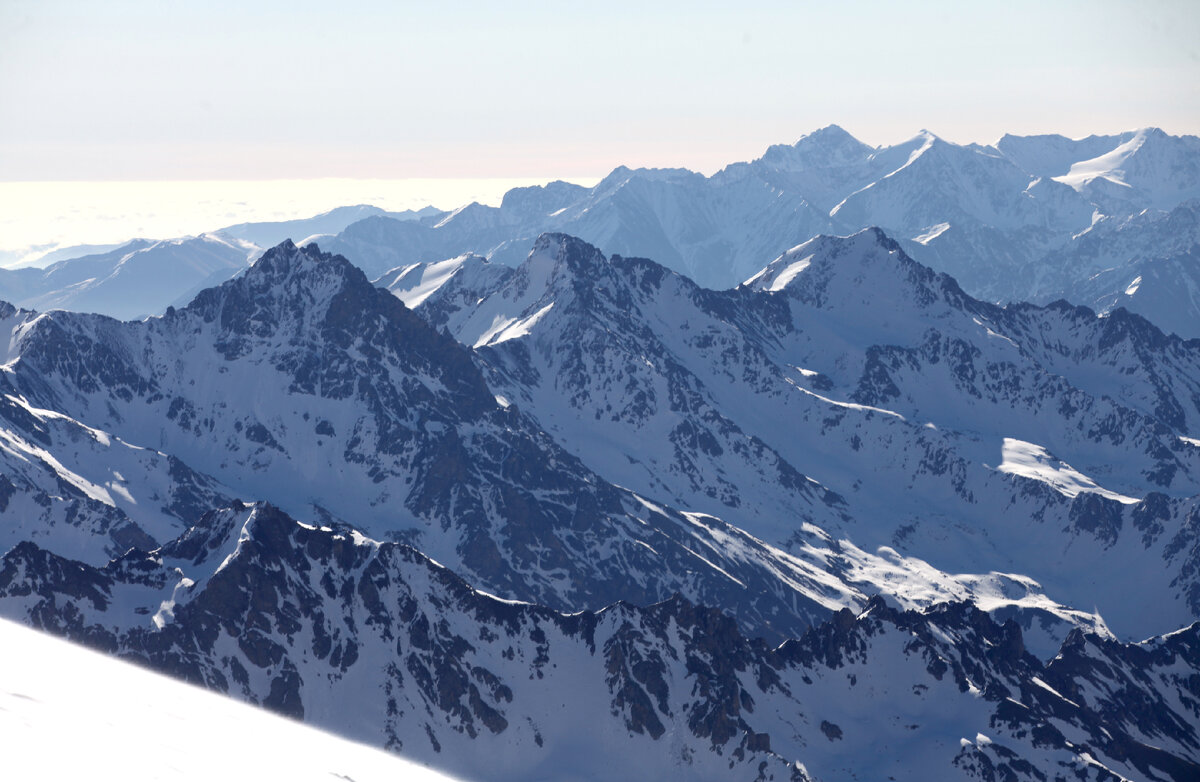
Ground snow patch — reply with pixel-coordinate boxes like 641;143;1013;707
1053;130;1146;192
393;255;473;309
151;571;195;629
476;302;554;347
765;254;813;291
913;222;950;245
996;438;1138;504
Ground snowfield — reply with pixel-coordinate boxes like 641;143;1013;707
0;617;463;782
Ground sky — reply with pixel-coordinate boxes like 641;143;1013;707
3;0;1199;181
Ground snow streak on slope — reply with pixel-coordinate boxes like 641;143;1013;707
997;438;1139;504
1055;131;1145;190
0;618;463;782
379;253;484;309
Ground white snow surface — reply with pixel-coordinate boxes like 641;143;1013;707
386;253;478;309
996;438;1139;504
0;618;463;782
914;222;951;245
1054;131;1146;191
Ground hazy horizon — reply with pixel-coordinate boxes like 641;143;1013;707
0;176;598;267
3;1;1198;181
1;117;1193;267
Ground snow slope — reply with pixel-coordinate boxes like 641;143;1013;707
0;617;463;782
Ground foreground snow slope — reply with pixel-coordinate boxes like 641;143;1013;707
0;617;462;782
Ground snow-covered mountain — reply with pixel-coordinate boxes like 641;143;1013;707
1;503;1196;782
1031;201;1200;338
312;126;1200;338
1;238;1074;648
1044;127;1200;213
391;232;1200;644
13;127;1200;337
0;234;257;320
3;231;1199;780
0;365;234;564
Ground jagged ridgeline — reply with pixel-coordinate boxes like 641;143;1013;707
0;235;1198;780
2;502;1197;781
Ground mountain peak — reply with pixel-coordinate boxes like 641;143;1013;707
518;233;632;300
445;234;628;349
177;237;488;382
529;232;609;276
801;124;862;146
241;238;339;277
500;180;588;217
590;165;703;198
758;125;873;170
740;226;985;334
182;239;366;321
742;227;903;293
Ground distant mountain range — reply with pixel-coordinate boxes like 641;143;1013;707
4;126;1199;338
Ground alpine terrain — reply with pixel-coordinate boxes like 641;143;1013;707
3;129;1200;782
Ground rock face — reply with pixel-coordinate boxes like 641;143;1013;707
1;501;1197;782
393;231;1200;643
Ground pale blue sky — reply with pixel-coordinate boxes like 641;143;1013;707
2;0;1198;180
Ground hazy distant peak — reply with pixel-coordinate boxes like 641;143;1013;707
757;124;873;170
433;201;504;231
592;165;703;194
500;180;589;217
